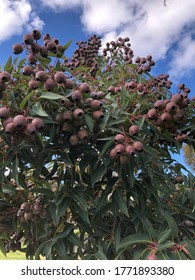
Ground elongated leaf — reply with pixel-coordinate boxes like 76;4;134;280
2;184;16;195
31;188;54;198
96;189;110;212
70;190;87;211
8;91;18;109
157;229;172;244
185;241;195;259
53;223;74;242
55;59;61;71
20;91;35;110
125;156;135;187
13;56;20;66
75;204;90;224
159;209;179;238
99;139;114;158
67;232;83;248
31;102;49;117
55;240;67;259
4;56;13;73
108;118;124;127
0;150;15;170
157;240;175;251
12;156;19;185
20;148;36;166
17;58;26;70
56;40;72;58
0;239;6;256
35;54;51;69
45;161;58;180
119;233;152;249
38;92;63;100
94;246;108;260
35;240;50;260
91;164;107;187
57;199;70;219
113;189;129;217
85;114;94;132
114;222;121;252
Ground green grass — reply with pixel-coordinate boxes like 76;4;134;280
0;250;26;260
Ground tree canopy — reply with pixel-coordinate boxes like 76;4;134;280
0;30;195;260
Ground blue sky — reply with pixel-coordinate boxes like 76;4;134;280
0;0;194;173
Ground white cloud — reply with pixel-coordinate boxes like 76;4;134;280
168;35;195;80
0;0;44;43
28;12;45;32
40;0;82;10
40;0;195;79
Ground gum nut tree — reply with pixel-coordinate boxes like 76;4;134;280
0;30;195;260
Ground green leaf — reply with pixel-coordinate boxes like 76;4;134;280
0;240;7;257
159;209;179;238
67;232;83;248
99;139;114;158
2;184;16;195
57;199;70;219
114;222;121;252
35;240;51;260
95;188;110;212
8;91;18;109
108;118;124;127
31;188;54;198
20;148;36;166
4;56;13;73
31;102;49;117
136;116;145;129
56;40;72;58
13;56;20;66
55;59;61;71
99;112;110;131
113;189;129;217
185;241;195;259
53;223;74;242
0;150;15;170
45;161;59;180
38;92;63;100
119;233;152;249
91;164;107;187
17;58;26;70
70;190;87;211
12;156;19;185
157;229;172;244
20;91;35;110
35;54;51;69
157;240;175;251
126;156;135;187
84;114;94;132
75;204;90;224
54;240;67;259
94;246;108;260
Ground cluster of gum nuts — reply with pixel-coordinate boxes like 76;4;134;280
12;29;75;92
146;84;191;140
17;196;47;223
0;106;44;145
54;82;106;146
110;125;143;165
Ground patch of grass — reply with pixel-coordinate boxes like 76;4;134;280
0;250;26;260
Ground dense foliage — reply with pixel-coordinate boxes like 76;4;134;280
0;30;195;260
